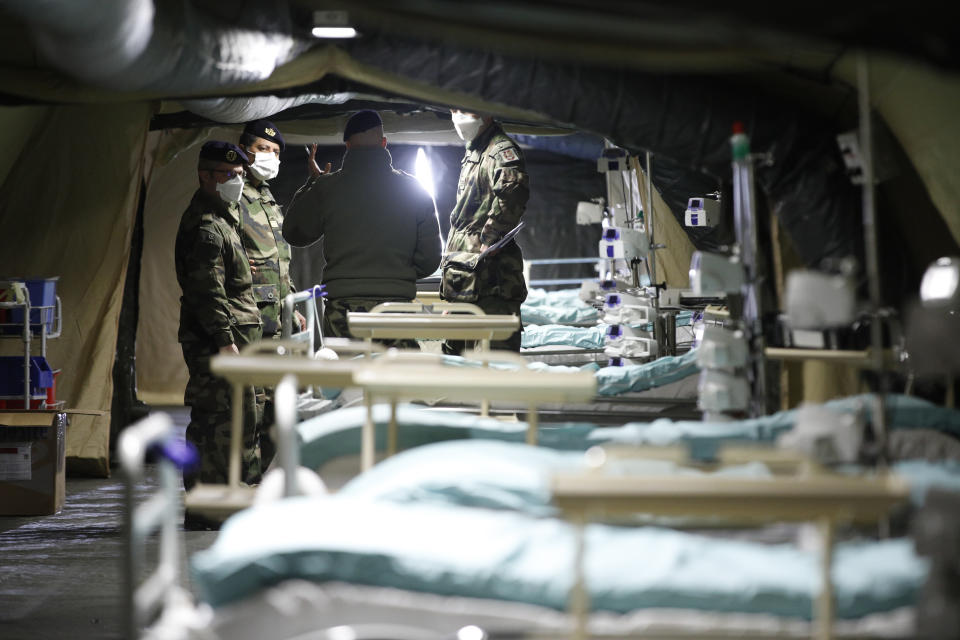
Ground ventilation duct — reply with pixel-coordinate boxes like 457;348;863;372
0;0;310;93
180;93;366;124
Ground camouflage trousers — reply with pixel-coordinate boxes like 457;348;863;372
322;297;420;350
258;300;281;338
181;342;266;489
442;296;523;355
257;304;282;467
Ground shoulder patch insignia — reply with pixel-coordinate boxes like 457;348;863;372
498;147;519;163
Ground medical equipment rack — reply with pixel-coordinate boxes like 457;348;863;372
0;279;63;409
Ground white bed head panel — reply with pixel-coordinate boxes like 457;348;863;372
211;354;365;388
347;312;521;340
354;361;596;404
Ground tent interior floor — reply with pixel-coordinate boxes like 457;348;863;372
0;406;217;640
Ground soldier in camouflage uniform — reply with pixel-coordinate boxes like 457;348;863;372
283;110;442;350
441;110;529;354
237;120;305;467
237;120;303;338
175;141;265;495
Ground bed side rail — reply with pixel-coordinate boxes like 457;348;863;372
120;412;196;640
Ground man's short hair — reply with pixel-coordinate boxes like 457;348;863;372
343;110;383;142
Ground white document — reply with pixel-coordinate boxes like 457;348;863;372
0;444;32;481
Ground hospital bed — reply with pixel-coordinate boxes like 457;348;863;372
292;389;960;493
124;372;960;640
343;301;702;422
520;314;698;368
339;295;701;423
133;432;930;640
185;345;596;522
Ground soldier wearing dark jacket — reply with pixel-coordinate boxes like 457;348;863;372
441;110;529;353
283;110;442;347
175;141;265;493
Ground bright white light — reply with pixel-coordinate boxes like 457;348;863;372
414;147;436;199
920;257;960;304
457;625;486;640
311;27;358;38
325;626;356;640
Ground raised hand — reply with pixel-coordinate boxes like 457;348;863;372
308;144;333;177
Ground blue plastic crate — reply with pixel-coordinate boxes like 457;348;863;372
2;277;58;334
0;356;53;397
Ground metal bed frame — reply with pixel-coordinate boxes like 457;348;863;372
551;446;911;640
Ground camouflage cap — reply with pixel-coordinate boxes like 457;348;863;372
243;119;286;151
343;109;382;142
199;141;249;165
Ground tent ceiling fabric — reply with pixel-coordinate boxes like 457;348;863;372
1;2;957;254
293;0;960;73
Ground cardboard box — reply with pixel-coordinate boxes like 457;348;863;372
0;411;66;515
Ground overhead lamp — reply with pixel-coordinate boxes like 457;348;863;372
919;256;960;307
312;10;358;39
905;256;960;376
414;147;436;200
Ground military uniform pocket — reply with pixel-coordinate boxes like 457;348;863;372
231;320;263;347
251;284;280;304
440;252;482;302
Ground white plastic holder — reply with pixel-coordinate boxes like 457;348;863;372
604;336;657;359
602;291;654;325
657;287;686;307
599;226;649;261
696;325;749;370
697;369;750;413
778;404;865;465
785;269;857;330
689;251;743;295
576;200;604;225
578;280;601;303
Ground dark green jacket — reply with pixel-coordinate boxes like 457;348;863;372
175;189;261;348
282;146;442;300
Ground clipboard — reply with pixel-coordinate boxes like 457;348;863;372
478;221;525;261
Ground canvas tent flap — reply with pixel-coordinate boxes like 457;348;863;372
0;102;152;476
831;53;960;251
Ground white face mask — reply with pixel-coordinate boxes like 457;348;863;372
452;112;484;143
215;174;244;204
249;152;280;181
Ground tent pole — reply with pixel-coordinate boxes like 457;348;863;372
858;51;888;469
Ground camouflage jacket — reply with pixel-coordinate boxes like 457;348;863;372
175;189;261;348
441;123;529;303
240;179;295;335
